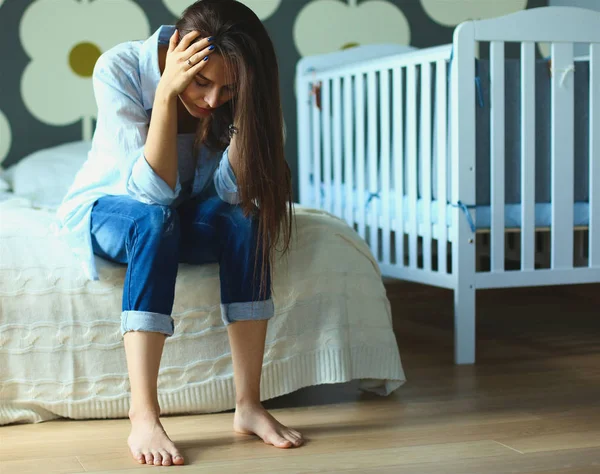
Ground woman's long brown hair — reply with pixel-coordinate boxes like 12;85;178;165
175;0;294;300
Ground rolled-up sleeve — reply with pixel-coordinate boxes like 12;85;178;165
91;53;181;206
128;155;181;206
213;146;240;204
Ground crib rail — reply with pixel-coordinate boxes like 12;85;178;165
454;7;600;288
296;6;600;289
590;44;600;269
297;45;453;276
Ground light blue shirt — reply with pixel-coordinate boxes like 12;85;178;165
55;25;239;281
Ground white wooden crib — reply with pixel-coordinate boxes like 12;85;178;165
295;6;600;364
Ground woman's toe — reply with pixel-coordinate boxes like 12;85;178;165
285;432;302;446
160;450;172;466
272;434;292;448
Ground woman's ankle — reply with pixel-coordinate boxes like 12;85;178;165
129;404;161;421
235;396;263;409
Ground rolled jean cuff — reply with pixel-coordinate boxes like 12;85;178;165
220;299;275;325
121;310;174;337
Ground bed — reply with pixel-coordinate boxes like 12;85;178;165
0;141;405;426
295;6;600;364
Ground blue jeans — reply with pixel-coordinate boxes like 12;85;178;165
89;193;273;337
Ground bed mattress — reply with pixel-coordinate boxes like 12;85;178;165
0;196;405;425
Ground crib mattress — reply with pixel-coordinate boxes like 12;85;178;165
0;196;405;425
310;183;590;230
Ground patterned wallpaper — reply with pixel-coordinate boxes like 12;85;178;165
0;0;548;197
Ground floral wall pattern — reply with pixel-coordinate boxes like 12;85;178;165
420;0;529;26
164;0;283;19
0;0;548;197
294;0;411;57
0;109;11;168
19;0;150;141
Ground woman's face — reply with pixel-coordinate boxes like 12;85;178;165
179;53;236;119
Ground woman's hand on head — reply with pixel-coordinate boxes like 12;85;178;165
157;30;215;99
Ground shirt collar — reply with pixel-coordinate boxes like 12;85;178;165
139;25;176;111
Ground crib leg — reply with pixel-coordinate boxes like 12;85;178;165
454;283;476;364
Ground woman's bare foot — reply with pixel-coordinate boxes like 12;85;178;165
233;402;304;448
128;411;185;466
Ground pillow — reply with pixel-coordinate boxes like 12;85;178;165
0;169;10;192
9;141;91;210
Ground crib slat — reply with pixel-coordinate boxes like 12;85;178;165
344;74;354;227
322;79;333;214
407;65;418;269
298;77;311;206
393;67;405;267
421;62;433;271
436;59;448;274
490;41;505;272
367;70;378;256
521;42;536;271
590;44;600;267
311;83;322;209
356;73;367;240
451;23;477;365
380;69;392;265
332;77;343;219
550;43;575;269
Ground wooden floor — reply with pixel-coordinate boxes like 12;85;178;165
1;281;600;473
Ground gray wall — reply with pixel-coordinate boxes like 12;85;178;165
549;0;600;9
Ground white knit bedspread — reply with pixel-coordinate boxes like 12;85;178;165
0;197;405;425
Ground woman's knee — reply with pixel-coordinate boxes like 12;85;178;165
91;197;178;262
136;203;180;240
94;197;179;239
218;201;256;235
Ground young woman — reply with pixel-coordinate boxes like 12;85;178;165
56;0;301;467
